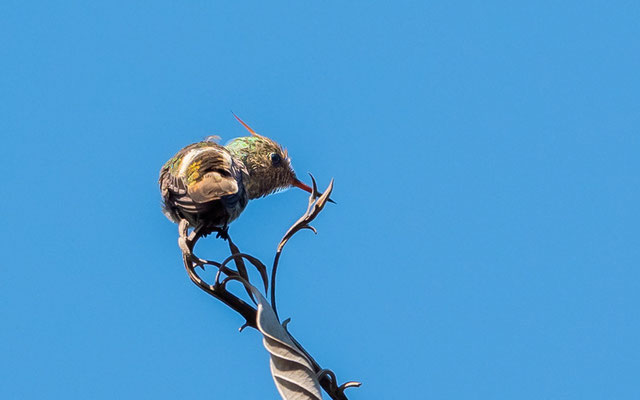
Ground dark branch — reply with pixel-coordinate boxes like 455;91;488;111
175;177;359;399
270;175;334;318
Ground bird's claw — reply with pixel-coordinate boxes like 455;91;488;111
215;227;230;241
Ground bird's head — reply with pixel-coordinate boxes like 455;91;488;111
225;114;317;200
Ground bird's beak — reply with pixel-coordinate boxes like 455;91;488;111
292;178;336;204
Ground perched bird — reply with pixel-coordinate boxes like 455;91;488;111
159;115;328;238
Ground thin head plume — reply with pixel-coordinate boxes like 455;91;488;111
232;112;260;137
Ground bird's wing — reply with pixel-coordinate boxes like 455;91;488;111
160;143;243;210
188;148;242;203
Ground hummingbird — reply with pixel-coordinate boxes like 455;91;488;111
159;115;330;238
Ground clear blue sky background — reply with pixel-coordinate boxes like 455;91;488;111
1;1;638;399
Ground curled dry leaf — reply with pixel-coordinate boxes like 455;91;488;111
176;178;358;399
250;286;323;400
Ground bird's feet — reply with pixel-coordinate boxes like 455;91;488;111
214;226;230;241
195;224;230;241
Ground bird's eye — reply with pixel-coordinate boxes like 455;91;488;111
270;153;282;166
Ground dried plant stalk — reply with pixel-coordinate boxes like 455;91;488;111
176;177;360;399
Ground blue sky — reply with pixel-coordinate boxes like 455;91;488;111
1;1;639;399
